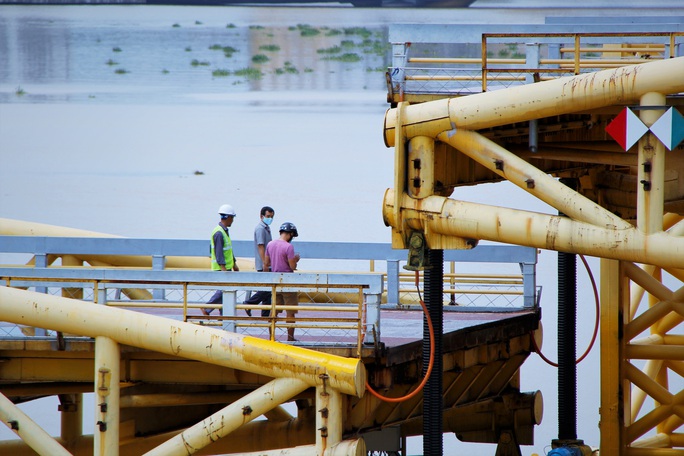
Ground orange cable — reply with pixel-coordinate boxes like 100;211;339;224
365;271;435;402
531;254;600;367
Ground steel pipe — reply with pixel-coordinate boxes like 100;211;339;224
144;377;309;456
0;392;71;456
0;287;366;397
383;189;684;269
384;56;684;146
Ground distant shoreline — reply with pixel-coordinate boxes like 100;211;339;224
0;0;478;7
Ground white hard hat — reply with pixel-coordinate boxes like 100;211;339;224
218;204;236;217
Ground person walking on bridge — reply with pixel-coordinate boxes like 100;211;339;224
244;206;275;317
264;222;300;341
203;204;239;316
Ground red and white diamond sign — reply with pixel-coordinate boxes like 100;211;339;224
606;107;649;151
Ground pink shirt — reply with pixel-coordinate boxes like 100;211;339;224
266;239;295;273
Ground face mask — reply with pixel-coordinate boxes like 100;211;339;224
263;217;273;226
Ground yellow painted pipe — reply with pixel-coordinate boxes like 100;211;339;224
384;56;684;146
383;189;684;269
144;377;309;456
95;337;120;456
0;287;366;398
437;128;632;230
0;218;253;270
0;392;72;456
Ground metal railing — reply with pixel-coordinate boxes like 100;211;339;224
0;235;538;310
0;268;382;357
388;30;684;97
0;236;538;354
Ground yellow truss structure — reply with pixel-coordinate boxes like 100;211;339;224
382;57;684;454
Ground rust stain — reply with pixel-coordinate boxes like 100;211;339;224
546;217;561;251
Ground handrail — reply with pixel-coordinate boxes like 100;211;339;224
388;31;684;97
0;268;380;356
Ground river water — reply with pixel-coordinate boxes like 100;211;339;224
2;2;681;455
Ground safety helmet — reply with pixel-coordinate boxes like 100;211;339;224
279;222;298;237
218;204;236;218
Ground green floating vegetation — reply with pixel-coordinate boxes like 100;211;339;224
295;24;320;37
195;20;203;25
340;40;355;49
191;59;210;67
359;39;390;57
226;23;236;28
15;86;25;96
343;27;372;39
325;29;343;37
259;44;281;52
162;69;170;74
105;59;118;66
317;45;342;55
172;23;180;28
234;67;263;80
366;66;386;72
275;61;299;75
249;25;264;30
114;68;129;74
212;69;230;77
185;46;192;52
210;44;238;58
251;54;269;64
112;47;122;52
323;52;362;63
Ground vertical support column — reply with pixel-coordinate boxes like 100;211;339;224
556;177;580;448
408;136;434;199
423;249;443;456
94;336;120;456
222;290;237;332
526;43;540;153
152;255;166;300
390;42;408;98
386;260;400;305
34;253;48;337
364;292;381;345
316;382;342;456
521;261;537;309
600;259;626;455
60;393;83;450
637;92;666;235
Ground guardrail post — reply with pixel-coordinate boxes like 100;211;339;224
386;260;400;305
222;291;237;332
97;283;107;307
390;42;408;97
152;255;166;301
34;254;48;336
364;292;381;345
521;261;537;309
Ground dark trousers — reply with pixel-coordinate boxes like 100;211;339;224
203;290;223;315
245;290;272;317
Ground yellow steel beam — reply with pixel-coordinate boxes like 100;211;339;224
0;391;72;456
144;377;309;456
382;189;684;268
383;56;684;145
0;287;366;398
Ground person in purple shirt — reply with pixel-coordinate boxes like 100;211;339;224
264;222;300;341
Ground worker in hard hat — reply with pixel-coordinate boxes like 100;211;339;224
264;222;300;341
203;204;239;316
